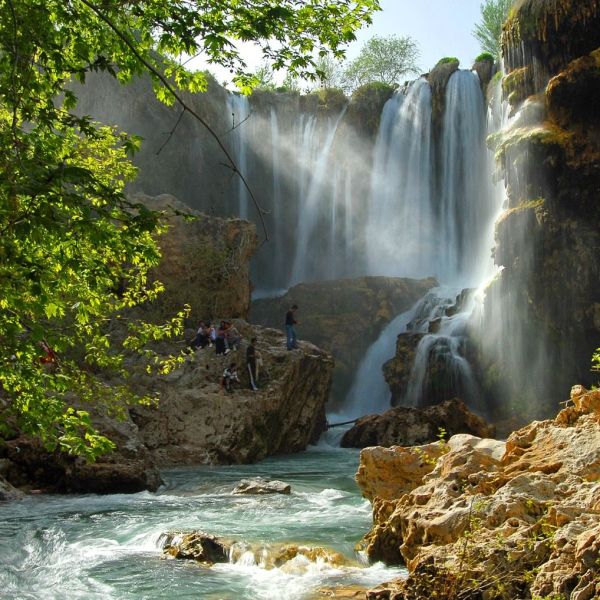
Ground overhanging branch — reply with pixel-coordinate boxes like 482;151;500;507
77;0;269;241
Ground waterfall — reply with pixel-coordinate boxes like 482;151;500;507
439;70;488;285
270;107;284;285
340;71;504;418
402;288;481;410
290;107;347;287
226;94;251;218
366;79;434;278
339;304;419;420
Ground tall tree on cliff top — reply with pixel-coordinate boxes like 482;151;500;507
473;0;514;57
343;34;420;91
0;0;379;458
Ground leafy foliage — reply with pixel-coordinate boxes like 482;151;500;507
343;34;420;90
475;51;496;62
473;0;514;57
0;0;379;459
436;57;460;66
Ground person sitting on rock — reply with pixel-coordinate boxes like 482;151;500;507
221;362;239;393
215;321;229;355
225;321;242;351
191;321;209;350
206;321;216;347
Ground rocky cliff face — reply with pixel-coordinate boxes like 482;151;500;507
139;193;257;321
129;321;333;466
477;0;600;420
357;386;600;599
250;276;437;405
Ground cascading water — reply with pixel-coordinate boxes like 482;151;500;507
290;107;347;287
366;79;434;278
337;303;420;420
226;94;251;219
341;70;505;418
438;70;490;285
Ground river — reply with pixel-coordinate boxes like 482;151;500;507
0;444;406;599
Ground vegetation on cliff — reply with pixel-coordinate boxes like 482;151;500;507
0;0;380;458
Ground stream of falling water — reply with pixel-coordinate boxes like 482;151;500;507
0;448;406;600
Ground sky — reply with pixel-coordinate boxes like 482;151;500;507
194;0;484;86
348;0;483;71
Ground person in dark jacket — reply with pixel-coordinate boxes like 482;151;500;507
285;304;299;350
246;337;259;391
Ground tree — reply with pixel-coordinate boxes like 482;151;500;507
0;0;379;458
473;0;514;58
343;34;420;91
314;53;346;90
252;62;276;90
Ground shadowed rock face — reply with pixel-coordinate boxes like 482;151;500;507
341;399;495;449
476;0;600;420
358;386;600;599
250;276;437;406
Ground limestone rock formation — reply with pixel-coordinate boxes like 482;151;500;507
476;0;600;419
251;276;437;405
341;399;495;449
160;531;231;563
129;321;333;466
232;477;291;495
358;386;600;599
137;193;257;321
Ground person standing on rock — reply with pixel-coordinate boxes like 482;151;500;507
246;337;259;391
285;304;299;350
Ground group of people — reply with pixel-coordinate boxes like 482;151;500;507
190;304;300;394
191;320;242;356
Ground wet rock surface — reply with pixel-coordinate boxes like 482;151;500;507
477;0;600;419
232;477;291;495
160;531;231;563
341;399;495;449
358;386;600;599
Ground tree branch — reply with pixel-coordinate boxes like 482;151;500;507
77;0;269;240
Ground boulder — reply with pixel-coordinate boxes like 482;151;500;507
232;477;291;495
0;437;162;495
341;399;495;449
358;386;600;598
0;474;24;501
250;276;437;405
129;321;333;466
160;531;231;563
137;193;257;321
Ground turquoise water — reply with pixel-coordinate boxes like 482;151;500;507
0;445;406;599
